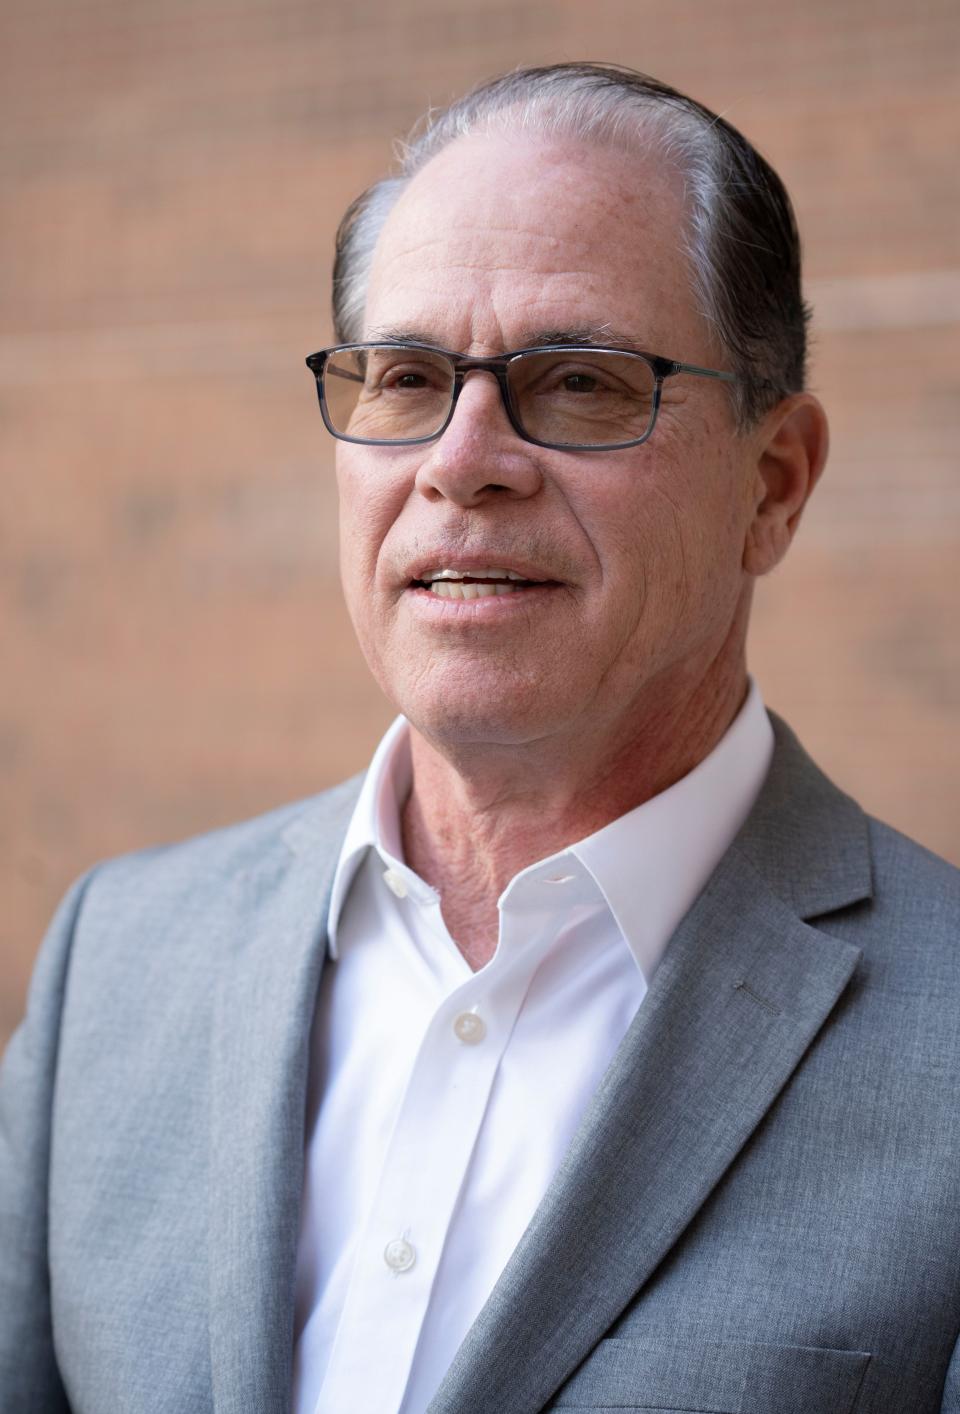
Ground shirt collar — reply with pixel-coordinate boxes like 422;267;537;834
326;681;773;975
326;714;415;958
569;679;773;981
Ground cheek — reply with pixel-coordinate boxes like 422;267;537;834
336;454;407;588
596;431;750;624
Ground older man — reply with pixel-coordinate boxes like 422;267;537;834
2;62;958;1414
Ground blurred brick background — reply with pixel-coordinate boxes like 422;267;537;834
2;0;958;1050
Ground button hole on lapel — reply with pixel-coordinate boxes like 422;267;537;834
732;978;782;1016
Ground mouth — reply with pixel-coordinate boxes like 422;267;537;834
409;566;558;600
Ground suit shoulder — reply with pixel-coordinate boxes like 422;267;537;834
82;773;364;911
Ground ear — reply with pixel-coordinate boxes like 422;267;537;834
742;393;829;576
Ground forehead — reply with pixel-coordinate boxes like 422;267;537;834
363;131;705;355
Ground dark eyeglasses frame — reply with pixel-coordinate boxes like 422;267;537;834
304;341;737;452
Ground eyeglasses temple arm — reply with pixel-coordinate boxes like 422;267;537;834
672;360;737;383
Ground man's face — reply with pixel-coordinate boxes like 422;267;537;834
336;133;763;752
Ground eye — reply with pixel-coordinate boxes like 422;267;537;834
560;371;601;393
369;358;448;392
530;360;629;397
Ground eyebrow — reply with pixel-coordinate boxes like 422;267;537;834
366;327;443;347
522;326;646;351
365;324;649;353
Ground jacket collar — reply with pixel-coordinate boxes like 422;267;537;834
208;775;361;1414
734;711;872;919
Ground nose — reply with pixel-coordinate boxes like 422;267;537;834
413;370;544;507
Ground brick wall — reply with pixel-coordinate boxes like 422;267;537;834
2;0;958;1047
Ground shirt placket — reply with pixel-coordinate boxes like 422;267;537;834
313;979;521;1412
314;856;606;1414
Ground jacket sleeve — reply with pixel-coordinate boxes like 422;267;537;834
0;870;98;1414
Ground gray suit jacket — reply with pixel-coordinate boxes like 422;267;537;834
2;714;959;1414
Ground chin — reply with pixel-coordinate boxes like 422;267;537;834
396;676;571;751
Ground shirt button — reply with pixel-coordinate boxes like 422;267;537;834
383;868;408;899
384;1237;416;1273
453;1012;486;1045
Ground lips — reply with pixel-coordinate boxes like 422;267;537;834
406;548;561;583
412;566;549;599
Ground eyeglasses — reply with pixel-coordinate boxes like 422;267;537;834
305;342;736;452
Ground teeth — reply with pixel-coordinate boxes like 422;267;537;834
422;567;529;582
429;580;518;598
416;566;547;599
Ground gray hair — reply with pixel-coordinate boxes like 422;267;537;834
332;63;810;426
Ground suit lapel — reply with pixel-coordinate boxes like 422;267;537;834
430;717;872;1414
208;780;360;1414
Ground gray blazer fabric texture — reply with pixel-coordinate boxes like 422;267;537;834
1;714;959;1414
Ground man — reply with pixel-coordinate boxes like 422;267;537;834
1;61;958;1414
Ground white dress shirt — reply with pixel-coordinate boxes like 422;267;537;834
291;683;773;1414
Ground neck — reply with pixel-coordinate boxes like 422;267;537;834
401;649;750;971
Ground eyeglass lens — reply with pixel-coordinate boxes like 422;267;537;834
321;345;657;447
